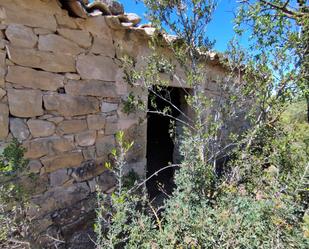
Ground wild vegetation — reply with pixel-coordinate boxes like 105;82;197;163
0;139;32;248
94;0;309;248
0;0;307;248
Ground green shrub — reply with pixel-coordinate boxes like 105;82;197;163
0;139;31;248
94;0;308;247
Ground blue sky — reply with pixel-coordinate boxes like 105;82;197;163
119;0;246;52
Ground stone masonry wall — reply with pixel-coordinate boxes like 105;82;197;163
0;0;231;247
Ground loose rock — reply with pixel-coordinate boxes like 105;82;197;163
99;0;124;15
118;13;141;26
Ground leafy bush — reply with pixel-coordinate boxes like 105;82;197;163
0;139;31;248
95;101;308;248
0;138;28;175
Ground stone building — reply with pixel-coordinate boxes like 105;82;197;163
0;0;239;247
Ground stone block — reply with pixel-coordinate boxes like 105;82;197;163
124;123;147;162
38;34;84;55
57;28;92;48
55;13;77;29
76;54;118;81
75;131;96;147
96;170;117;192
91;35;115;57
83;16;112;37
1;6;57;31
113;30;145;59
57;119;88;135
6;45;76;73
50;169;70;186
101;102;118;113
115;69;128;95
87;114;106;130
105;115;118;135
43;94;99;117
0;104;9;139
6;66;64;91
28;160;42;174
65;80;117;97
27;120;56;138
5;24;37;48
7;89;43;117
41;152;84;173
32;183;89;216
0;0;62;15
24;136;75;159
95;135;115;157
82;146;96;160
105;16;124;30
10;118;30;141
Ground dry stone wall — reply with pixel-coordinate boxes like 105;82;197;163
0;0;150;245
0;0;231;246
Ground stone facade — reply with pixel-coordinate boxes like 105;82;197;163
0;0;232;247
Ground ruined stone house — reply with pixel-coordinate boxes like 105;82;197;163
0;0;240;247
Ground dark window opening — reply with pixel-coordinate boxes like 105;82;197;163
146;86;187;200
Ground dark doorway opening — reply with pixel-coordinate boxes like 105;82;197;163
146;86;187;200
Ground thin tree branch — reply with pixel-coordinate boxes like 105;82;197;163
128;164;181;194
259;0;301;18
